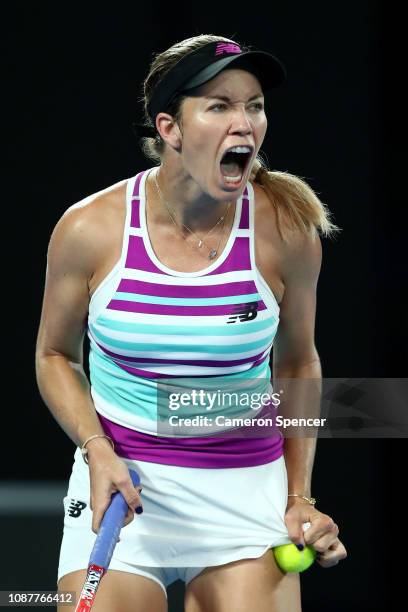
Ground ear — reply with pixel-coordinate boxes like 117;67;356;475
155;112;182;151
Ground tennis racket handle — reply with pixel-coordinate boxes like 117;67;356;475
88;468;141;570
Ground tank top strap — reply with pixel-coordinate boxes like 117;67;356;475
128;170;146;230
244;180;257;271
238;185;250;230
125;170;165;274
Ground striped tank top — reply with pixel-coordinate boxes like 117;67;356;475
87;168;283;468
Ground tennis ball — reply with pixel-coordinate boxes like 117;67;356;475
273;543;316;573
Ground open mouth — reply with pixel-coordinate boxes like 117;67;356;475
220;146;253;185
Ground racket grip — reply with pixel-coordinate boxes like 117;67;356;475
88;468;141;571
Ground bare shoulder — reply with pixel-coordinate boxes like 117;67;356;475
281;226;322;285
251;179;322;284
47;178;128;277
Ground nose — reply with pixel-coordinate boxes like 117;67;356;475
229;105;253;136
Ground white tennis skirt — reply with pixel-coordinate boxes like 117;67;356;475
57;448;292;584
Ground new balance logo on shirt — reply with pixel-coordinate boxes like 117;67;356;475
227;302;259;323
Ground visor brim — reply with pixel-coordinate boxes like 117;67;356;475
181;51;286;92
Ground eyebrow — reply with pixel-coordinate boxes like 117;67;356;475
204;93;264;102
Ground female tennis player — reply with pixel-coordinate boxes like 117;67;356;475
36;34;347;612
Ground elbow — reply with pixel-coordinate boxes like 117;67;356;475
273;353;322;377
35;349;82;383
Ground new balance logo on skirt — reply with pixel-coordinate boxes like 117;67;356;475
227;302;259;323
67;500;87;518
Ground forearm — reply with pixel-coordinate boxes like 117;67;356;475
35;354;105;448
284;437;316;499
273;359;322;500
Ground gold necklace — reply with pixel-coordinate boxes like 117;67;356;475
153;169;232;260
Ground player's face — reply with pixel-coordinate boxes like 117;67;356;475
178;68;267;201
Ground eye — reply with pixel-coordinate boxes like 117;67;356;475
210;103;228;112
249;102;264;111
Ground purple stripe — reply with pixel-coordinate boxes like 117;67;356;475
125;236;165;274
208;237;251;275
98;413;284;468
132;171;143;199
238;196;249;229
107;299;266;316
130;198;141;229
117;279;258;298
95;341;269;367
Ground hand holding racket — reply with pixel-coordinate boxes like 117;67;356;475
74;468;141;611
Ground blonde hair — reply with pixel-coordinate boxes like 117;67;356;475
249;157;341;242
139;34;341;242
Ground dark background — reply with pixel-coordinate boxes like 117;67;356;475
2;2;403;610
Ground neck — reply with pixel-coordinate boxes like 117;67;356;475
148;163;235;233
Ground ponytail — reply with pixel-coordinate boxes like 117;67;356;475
250;157;341;243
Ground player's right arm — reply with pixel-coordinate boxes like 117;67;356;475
35;201;142;531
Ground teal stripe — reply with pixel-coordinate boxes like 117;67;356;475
90;352;158;422
90;326;276;354
113;291;261;306
92;314;276;336
89;348;272;423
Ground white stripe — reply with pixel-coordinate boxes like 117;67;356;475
90;333;273;361
96;307;275;326
92;321;277;346
117;362;268;376
121;268;256;285
129;227;143;236
128;227;250;238
93;354;268;376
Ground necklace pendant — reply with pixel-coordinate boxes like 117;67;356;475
198;240;203;248
209;249;217;260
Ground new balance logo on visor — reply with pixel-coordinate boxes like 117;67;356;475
67;499;87;518
215;43;242;56
227;302;259;323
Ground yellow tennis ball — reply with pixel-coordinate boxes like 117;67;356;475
273;543;316;573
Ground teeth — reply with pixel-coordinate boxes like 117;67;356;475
224;173;243;183
227;146;251;154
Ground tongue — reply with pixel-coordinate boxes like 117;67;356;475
220;160;241;177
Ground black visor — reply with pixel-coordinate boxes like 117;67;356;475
147;40;286;123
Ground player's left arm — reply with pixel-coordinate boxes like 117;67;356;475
272;229;347;565
272;228;323;499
